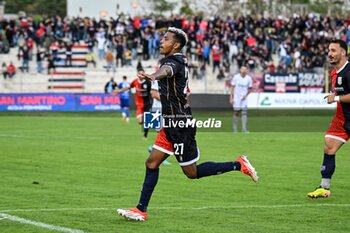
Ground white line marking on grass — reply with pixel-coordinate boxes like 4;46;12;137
0;213;86;233
153;203;350;210
1;203;350;213
0;207;111;213
0;133;103;140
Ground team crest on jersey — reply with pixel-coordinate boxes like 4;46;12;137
143;84;148;89
338;76;342;85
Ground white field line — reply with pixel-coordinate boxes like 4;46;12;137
0;133;104;140
0;213;85;233
1;203;350;213
0;207;111;213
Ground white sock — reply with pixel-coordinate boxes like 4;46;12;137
321;178;331;189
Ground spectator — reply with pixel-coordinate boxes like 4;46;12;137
7;62;16;78
104;77;117;93
47;55;56;74
36;48;45;73
196;43;203;62
1;13;348;79
217;68;226;80
96;28;106;60
115;40;124;67
2;62;8;79
229;42;238;64
105;50;116;73
124;48;132;67
198;62;206;80
86;37;95;53
65;41;73;67
0;38;10;54
202;41;210;65
211;45;223;73
50;41;59;61
20;45;30;73
85;51;96;68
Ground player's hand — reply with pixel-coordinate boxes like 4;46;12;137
137;72;154;81
111;89;120;95
230;98;233;105
324;91;335;104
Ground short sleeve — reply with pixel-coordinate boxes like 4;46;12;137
248;76;253;88
130;79;137;88
345;73;350;91
161;57;181;77
231;75;237;86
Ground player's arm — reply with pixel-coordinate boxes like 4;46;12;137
325;74;350;103
325;92;350;104
137;65;173;82
112;86;130;95
242;87;252;100
339;94;350;103
230;84;235;105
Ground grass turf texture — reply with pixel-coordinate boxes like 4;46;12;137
0;110;349;233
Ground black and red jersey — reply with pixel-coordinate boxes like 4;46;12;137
158;53;191;118
130;78;152;111
331;61;350;135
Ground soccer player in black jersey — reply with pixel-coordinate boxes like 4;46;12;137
307;39;350;198
117;27;258;221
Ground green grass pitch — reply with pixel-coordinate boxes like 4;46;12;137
0;111;350;233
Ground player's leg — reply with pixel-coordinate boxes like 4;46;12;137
117;129;173;220
180;156;257;182
173;128;258;181
142;105;153;138
307;137;343;198
136;114;143;124
137;148;169;211
123;107;130;122
136;106;148;138
142;116;149;138
117;148;169;221
319;137;343;189
233;109;240;132
120;99;126;121
124;98;130;122
307;116;348;198
241;107;248;133
138;115;149;139
181;160;239;179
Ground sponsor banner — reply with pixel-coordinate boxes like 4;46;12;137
264;73;299;93
251;73;264;93
0;94;120;111
77;94;121;111
247;93;259;109
298;73;325;93
257;93;335;109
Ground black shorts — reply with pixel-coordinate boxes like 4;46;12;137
164;126;200;166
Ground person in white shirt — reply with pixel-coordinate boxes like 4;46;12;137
151;80;162;113
148;80;171;165
96;28;106;60
229;66;253;132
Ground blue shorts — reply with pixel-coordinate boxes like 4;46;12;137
120;98;130;108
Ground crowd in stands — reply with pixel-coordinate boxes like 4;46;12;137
1;13;350;80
